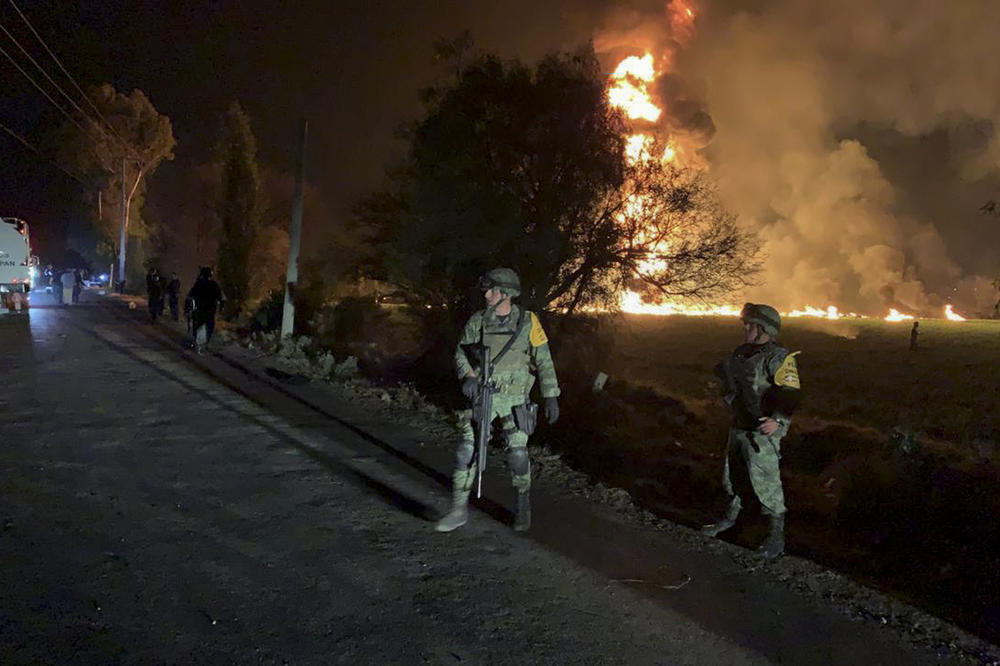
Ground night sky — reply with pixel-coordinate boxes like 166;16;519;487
2;0;999;312
0;0;604;258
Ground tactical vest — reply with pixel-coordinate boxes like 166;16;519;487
723;341;783;429
480;306;535;398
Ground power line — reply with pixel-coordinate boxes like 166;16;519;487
0;39;90;138
0;118;88;185
7;0;138;160
0;20;109;148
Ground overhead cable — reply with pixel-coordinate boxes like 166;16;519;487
0;21;110;149
7;0;137;158
0;39;90;138
0;118;88;185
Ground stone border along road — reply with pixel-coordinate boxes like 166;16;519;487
49;294;999;662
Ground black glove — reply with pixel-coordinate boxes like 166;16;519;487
544;397;560;424
462;377;479;400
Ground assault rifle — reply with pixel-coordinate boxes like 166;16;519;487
471;344;495;499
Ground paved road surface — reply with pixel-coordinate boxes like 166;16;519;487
0;293;953;664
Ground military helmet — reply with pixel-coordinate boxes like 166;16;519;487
478;267;521;298
740;302;781;336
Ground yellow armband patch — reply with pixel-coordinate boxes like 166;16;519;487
528;312;548;347
774;351;801;388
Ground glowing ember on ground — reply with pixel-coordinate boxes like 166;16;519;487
885;308;915;322
620;291;740;316
787;305;841;319
944;304;967;321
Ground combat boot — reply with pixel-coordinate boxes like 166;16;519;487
513;491;531;531
757;514;785;559
700;497;741;537
436;470;473;533
435;503;468;532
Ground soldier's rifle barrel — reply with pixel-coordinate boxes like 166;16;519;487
475;360;493;499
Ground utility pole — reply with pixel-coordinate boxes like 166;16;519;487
117;157;127;293
281;119;308;339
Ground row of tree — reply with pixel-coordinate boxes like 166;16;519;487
53;39;761;322
55;89;289;318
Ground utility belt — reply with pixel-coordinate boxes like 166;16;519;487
471;401;538;435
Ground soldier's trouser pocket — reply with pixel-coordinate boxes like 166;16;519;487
512;403;538;435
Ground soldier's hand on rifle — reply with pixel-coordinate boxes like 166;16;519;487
462;376;479;400
544;397;560;424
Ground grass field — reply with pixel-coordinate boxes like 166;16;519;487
539;313;1000;643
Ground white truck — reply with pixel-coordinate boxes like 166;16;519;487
0;217;36;312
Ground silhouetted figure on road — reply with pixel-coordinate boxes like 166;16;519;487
72;269;83;304
146;268;162;322
166;272;181;322
186;267;225;354
910;321;919;351
59;270;75;306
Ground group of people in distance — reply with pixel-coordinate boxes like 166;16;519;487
42;266;86;306
145;266;225;355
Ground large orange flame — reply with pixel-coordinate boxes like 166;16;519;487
608;54;662;122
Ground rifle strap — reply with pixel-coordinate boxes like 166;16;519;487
487;306;527;368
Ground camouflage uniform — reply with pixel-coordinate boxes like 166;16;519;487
437;268;560;532
703;303;801;558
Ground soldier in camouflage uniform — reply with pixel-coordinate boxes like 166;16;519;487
436;268;560;533
702;303;801;558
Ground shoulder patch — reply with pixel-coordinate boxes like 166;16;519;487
528;312;548;347
774;351;801;389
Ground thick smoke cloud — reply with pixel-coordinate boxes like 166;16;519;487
593;0;1000;314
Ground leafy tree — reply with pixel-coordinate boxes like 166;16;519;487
357;42;760;314
215;102;262;317
145;162;222;289
55;83;175;287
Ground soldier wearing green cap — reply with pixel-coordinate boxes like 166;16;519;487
702;302;801;558
436;267;561;533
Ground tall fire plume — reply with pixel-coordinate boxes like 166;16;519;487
595;0;999;322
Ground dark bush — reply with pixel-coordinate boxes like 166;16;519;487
325;297;387;356
248;289;284;332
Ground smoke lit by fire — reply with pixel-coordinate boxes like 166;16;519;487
596;0;999;322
